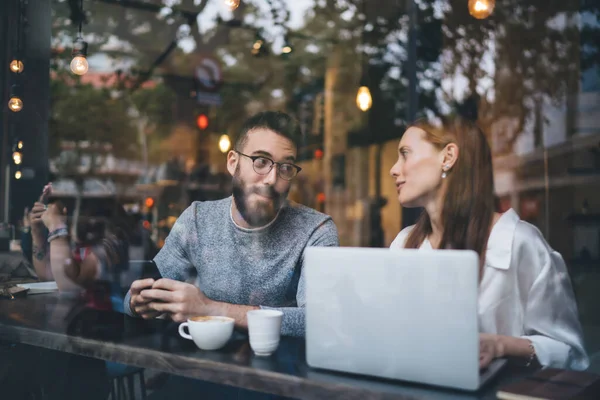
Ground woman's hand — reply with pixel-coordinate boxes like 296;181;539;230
23;207;30;229
479;333;506;369
41;203;67;232
31;183;53;236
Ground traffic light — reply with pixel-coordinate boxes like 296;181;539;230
316;192;325;213
143;197;155;230
314;149;323;160
196;114;209;131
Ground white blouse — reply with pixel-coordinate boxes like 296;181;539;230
390;209;589;370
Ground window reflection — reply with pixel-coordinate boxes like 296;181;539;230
1;0;600;397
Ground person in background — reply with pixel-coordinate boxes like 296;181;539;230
5;185;135;400
389;117;588;371
30;184;130;302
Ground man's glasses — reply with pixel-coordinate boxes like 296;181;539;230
235;151;302;181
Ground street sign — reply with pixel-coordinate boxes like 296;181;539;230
195;56;223;106
196;92;222;106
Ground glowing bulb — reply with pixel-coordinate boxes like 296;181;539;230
356;86;372;112
8;97;23;112
17;141;23;149
10;59;24;73
282;46;292;54
224;0;240;10
468;0;495;19
15;171;22;180
13;151;22;165
70;56;89;75
219;134;232;153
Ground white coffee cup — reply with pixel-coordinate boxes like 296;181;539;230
247;309;283;356
178;316;234;351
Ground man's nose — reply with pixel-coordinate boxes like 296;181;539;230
263;165;278;185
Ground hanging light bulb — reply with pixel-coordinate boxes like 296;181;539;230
356;86;372;112
219;134;232;153
468;0;495;19
281;36;293;55
251;31;268;57
8;85;23;112
15;171;22;180
10;59;24;73
13;151;23;165
8;97;23;112
70;37;89;75
224;0;240;11
17;141;23;149
71;56;89;75
252;39;264;56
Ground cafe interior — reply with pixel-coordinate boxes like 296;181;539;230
1;0;600;399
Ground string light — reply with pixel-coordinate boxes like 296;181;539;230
70;37;89;75
251;32;268;57
10;59;24;73
71;0;89;75
219;134;232;153
8;85;23;112
17;141;23;149
252;39;264;56
468;0;495;19
356;86;372;112
224;0;240;11
8;97;23;112
13;151;23;165
10;0;25;74
282;36;293;55
15;171;22;180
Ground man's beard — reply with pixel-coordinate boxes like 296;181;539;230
232;165;288;228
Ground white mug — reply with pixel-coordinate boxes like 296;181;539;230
247;310;283;356
178;316;234;351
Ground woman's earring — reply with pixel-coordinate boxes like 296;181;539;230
441;165;449;179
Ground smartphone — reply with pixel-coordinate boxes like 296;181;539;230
40;183;52;205
139;260;162;281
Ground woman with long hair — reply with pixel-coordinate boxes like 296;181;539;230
389;117;588;370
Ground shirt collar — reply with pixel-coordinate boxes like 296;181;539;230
485;208;520;270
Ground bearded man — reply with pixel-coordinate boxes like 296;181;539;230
125;111;339;337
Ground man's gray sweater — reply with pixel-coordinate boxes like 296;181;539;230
124;196;339;337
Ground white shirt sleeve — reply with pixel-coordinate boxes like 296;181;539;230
513;222;589;370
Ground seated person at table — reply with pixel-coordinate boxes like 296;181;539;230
126;111;339;338
31;185;130;307
389;117;588;370
4;189;134;400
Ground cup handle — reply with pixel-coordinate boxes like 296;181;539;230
178;322;192;340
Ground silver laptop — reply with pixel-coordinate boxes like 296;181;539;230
305;247;505;391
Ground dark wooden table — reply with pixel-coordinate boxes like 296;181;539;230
0;293;536;399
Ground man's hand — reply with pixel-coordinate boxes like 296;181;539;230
479;333;505;369
129;279;162;319
141;278;216;323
